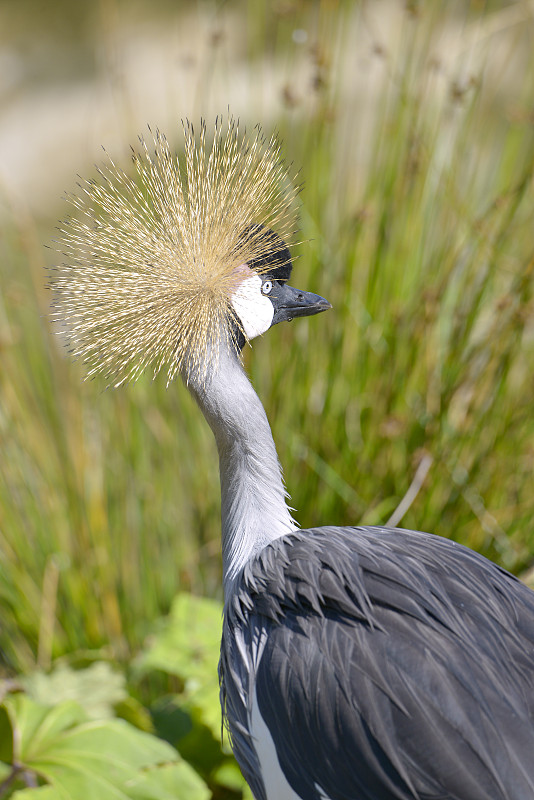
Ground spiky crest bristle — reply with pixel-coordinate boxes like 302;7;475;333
50;117;300;386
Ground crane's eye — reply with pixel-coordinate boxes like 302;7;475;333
261;280;273;295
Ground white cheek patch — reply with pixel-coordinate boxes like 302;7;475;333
231;271;274;340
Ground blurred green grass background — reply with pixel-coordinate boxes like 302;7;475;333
1;0;534;679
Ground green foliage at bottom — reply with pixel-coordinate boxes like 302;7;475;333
0;595;244;800
0;692;209;800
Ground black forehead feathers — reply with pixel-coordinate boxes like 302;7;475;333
241;224;293;282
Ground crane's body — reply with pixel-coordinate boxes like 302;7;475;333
54;120;534;800
224;527;534;800
191;334;534;800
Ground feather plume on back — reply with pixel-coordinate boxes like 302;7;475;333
51;117;299;385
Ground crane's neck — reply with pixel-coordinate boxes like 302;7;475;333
185;343;297;597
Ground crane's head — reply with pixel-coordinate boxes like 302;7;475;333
229;225;330;349
51;117;330;386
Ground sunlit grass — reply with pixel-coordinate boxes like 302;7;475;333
1;0;534;675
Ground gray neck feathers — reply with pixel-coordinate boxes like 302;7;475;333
185;343;296;597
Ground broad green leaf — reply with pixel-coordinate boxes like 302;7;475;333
12;788;58;800
135;594;222;677
2;695;181;800
22;663;127;720
135;594;223;738
128;763;210;800
3;695;87;763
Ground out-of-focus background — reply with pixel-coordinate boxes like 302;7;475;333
1;1;534;797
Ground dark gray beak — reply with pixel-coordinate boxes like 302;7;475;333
271;283;332;325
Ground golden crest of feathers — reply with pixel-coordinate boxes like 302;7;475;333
51;117;299;386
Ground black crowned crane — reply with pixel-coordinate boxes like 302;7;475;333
53;118;534;800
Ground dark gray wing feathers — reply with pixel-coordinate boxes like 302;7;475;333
220;526;534;800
